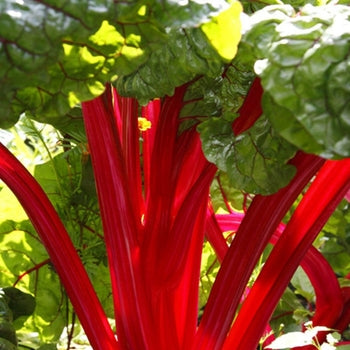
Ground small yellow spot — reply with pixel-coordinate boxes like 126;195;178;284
138;117;152;131
138;5;147;16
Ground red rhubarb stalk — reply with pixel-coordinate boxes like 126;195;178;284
205;202;230;263
82;89;155;349
140;85;218;348
214;207;345;339
193;152;325;350
224;158;350;350
119;95;144;222
0;143;118;350
232;77;263;135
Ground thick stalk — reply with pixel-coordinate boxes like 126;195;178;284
224;158;350;350
193;152;325;350
205;203;230;263
0;143;118;350
214;208;345;348
232;77;263;135
120;96;144;223
82;91;155;349
214;209;345;336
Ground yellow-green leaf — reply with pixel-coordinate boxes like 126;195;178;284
201;1;242;62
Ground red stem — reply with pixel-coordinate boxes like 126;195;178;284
214;209;347;348
120;96;144;223
82;90;155;349
0;143;118;350
193;152;325;350
141;99;161;204
224;158;350;350
141;86;218;348
159;163;217;287
141;86;189;291
232;77;263;135
205;202;230;263
13;258;50;286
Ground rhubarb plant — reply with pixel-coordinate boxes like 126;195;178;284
0;1;350;350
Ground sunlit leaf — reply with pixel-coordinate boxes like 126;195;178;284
201;1;242;61
241;4;350;158
265;331;313;349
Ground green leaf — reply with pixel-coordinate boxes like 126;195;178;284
201;1;242;61
0;296;11;324
0;220;66;342
0;0;236;127
32;148;112;317
37;345;57;350
149;0;231;29
115;27;226;104
199;242;220;310
0;320;17;346
198;115;296;195
242;4;350;158
290;267;315;303
270;287;307;334
210;172;247;212
2;288;35;321
0;337;16;350
313;200;350;276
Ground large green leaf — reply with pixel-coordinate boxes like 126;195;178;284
190;57;297;195
198;115;296;195
115;0;242;103
0;217;66;343
0;0;238;128
241;4;350;158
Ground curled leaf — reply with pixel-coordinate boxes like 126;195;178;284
241;4;350;158
198;115;296;195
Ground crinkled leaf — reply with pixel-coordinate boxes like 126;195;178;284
0;0;237;128
115;27;228;104
198;115;296;195
0;218;66;342
150;0;230;28
0;0;113;127
241;0;325;13
2;287;35;320
180;61;255;130
242;4;350;158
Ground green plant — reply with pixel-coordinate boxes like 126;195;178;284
0;1;349;349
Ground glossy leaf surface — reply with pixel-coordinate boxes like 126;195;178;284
241;4;350;158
